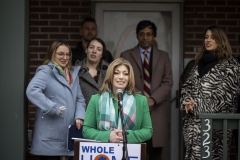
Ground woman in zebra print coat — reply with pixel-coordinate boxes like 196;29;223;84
180;26;240;160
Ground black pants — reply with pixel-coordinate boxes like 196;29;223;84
145;138;162;160
40;156;74;160
40;156;60;160
233;130;239;157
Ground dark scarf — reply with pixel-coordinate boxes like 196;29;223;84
198;51;218;78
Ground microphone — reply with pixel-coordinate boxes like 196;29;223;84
116;89;123;106
116;88;128;159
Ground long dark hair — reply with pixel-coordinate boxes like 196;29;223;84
86;37;108;62
195;26;232;65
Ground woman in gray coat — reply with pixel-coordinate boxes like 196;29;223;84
78;38;109;106
26;40;86;160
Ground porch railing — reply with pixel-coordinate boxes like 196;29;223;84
199;113;240;160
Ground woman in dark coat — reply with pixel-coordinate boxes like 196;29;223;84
78;38;109;106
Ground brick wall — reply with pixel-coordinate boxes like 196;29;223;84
184;0;240;60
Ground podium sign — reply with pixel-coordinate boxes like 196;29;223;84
79;142;141;160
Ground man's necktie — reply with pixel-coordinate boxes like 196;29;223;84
143;51;151;97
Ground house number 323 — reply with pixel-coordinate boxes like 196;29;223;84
202;119;211;158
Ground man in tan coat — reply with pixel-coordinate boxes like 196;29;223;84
120;20;173;160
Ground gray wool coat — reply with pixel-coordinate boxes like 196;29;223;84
26;62;86;156
78;59;109;106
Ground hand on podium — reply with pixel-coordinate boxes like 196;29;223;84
109;129;123;142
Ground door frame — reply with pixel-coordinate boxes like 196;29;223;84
93;2;183;160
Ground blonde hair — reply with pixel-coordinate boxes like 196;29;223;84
43;40;72;70
195;26;232;65
99;58;135;95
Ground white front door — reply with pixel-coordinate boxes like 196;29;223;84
94;2;183;160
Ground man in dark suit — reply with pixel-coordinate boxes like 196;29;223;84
120;20;173;160
71;17;113;65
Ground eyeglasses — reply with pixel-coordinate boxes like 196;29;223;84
56;52;71;58
138;32;154;38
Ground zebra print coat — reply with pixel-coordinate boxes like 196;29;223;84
180;58;240;160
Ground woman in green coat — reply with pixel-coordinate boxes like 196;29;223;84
83;57;153;143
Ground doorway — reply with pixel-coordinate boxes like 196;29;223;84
93;2;183;160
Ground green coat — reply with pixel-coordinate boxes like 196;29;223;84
83;93;153;143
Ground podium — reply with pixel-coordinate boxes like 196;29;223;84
74;140;146;160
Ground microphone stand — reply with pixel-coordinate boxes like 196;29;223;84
118;100;128;160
